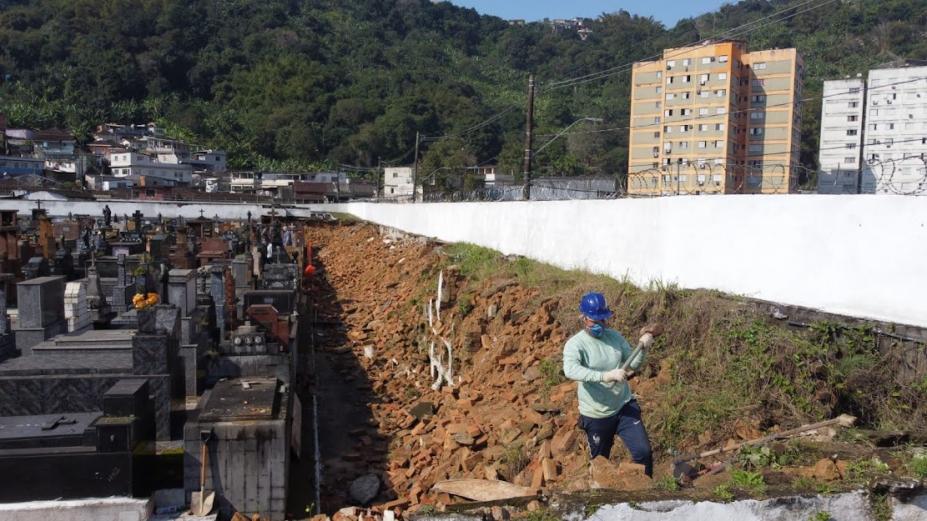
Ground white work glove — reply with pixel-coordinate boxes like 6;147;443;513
601;368;627;383
639;333;655;349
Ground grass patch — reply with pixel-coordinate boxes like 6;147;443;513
522;509;559;521
654;475;680;492
714;483;734;502
846;457;890;480
539;357;564;389
500;443;530;480
729;470;767;495
457;292;474;316
909;452;927;479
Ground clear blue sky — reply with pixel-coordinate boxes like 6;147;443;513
449;0;733;27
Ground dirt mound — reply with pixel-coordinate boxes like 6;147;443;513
303;222;927;518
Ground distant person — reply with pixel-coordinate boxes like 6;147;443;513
563;292;662;477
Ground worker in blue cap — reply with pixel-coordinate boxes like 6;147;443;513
562;292;662;477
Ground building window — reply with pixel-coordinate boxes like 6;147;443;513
849;87;860;94
679;142;689;149
700;74;709;83
753;62;767;70
701;57;714;65
655;86;663;94
715;140;724;148
752;95;766;103
716;107;727;115
667;60;676;69
700;91;711;98
719;55;729;63
847;129;858;136
844;157;856;164
699;124;709;131
682;59;690;66
681;109;692;116
715;89;727;97
849;101;858;108
750;112;764;120
653;131;660;138
846;143;856;149
847;115;858;122
750;127;763;136
697;141;707;148
715;123;725;131
682;75;691;83
667;76;674;85
698;108;709;115
682;91;691;99
664;126;672;133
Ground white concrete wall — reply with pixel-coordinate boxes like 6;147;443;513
6;195;926;328
0;497;151;521
1;198;318;221
327;195;927;328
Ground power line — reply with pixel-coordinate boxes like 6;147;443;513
543;0;839;92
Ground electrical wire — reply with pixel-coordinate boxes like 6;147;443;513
543;0;839;92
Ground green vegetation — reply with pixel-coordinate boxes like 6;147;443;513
522;509;559;521
539;357;565;390
655;475;680;492
714;483;735;502
846;457;891;480
869;492;892;521
501;443;530;479
729;470;767;495
810;512;833;521
456;292;474;316
909;452;927;479
1;0;924;187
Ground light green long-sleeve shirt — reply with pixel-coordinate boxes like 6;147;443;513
562;328;646;419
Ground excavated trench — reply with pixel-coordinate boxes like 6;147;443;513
299;221;927;520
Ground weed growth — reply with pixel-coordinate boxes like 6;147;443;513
908;452;927;479
729;470;767;495
654;475;679;492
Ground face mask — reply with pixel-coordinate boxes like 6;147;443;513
587;322;605;338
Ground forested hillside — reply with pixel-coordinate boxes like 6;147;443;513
0;0;925;187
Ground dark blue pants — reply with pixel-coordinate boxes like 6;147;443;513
580;400;653;477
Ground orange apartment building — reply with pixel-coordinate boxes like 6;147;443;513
627;41;803;195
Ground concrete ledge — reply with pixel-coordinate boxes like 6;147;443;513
0;497;151;521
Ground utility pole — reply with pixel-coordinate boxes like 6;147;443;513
376;156;382;201
522;74;535;201
412;131;420;203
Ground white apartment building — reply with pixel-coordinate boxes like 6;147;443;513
383;166;415;200
862;65;927;194
109;152;193;185
817;78;865;194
